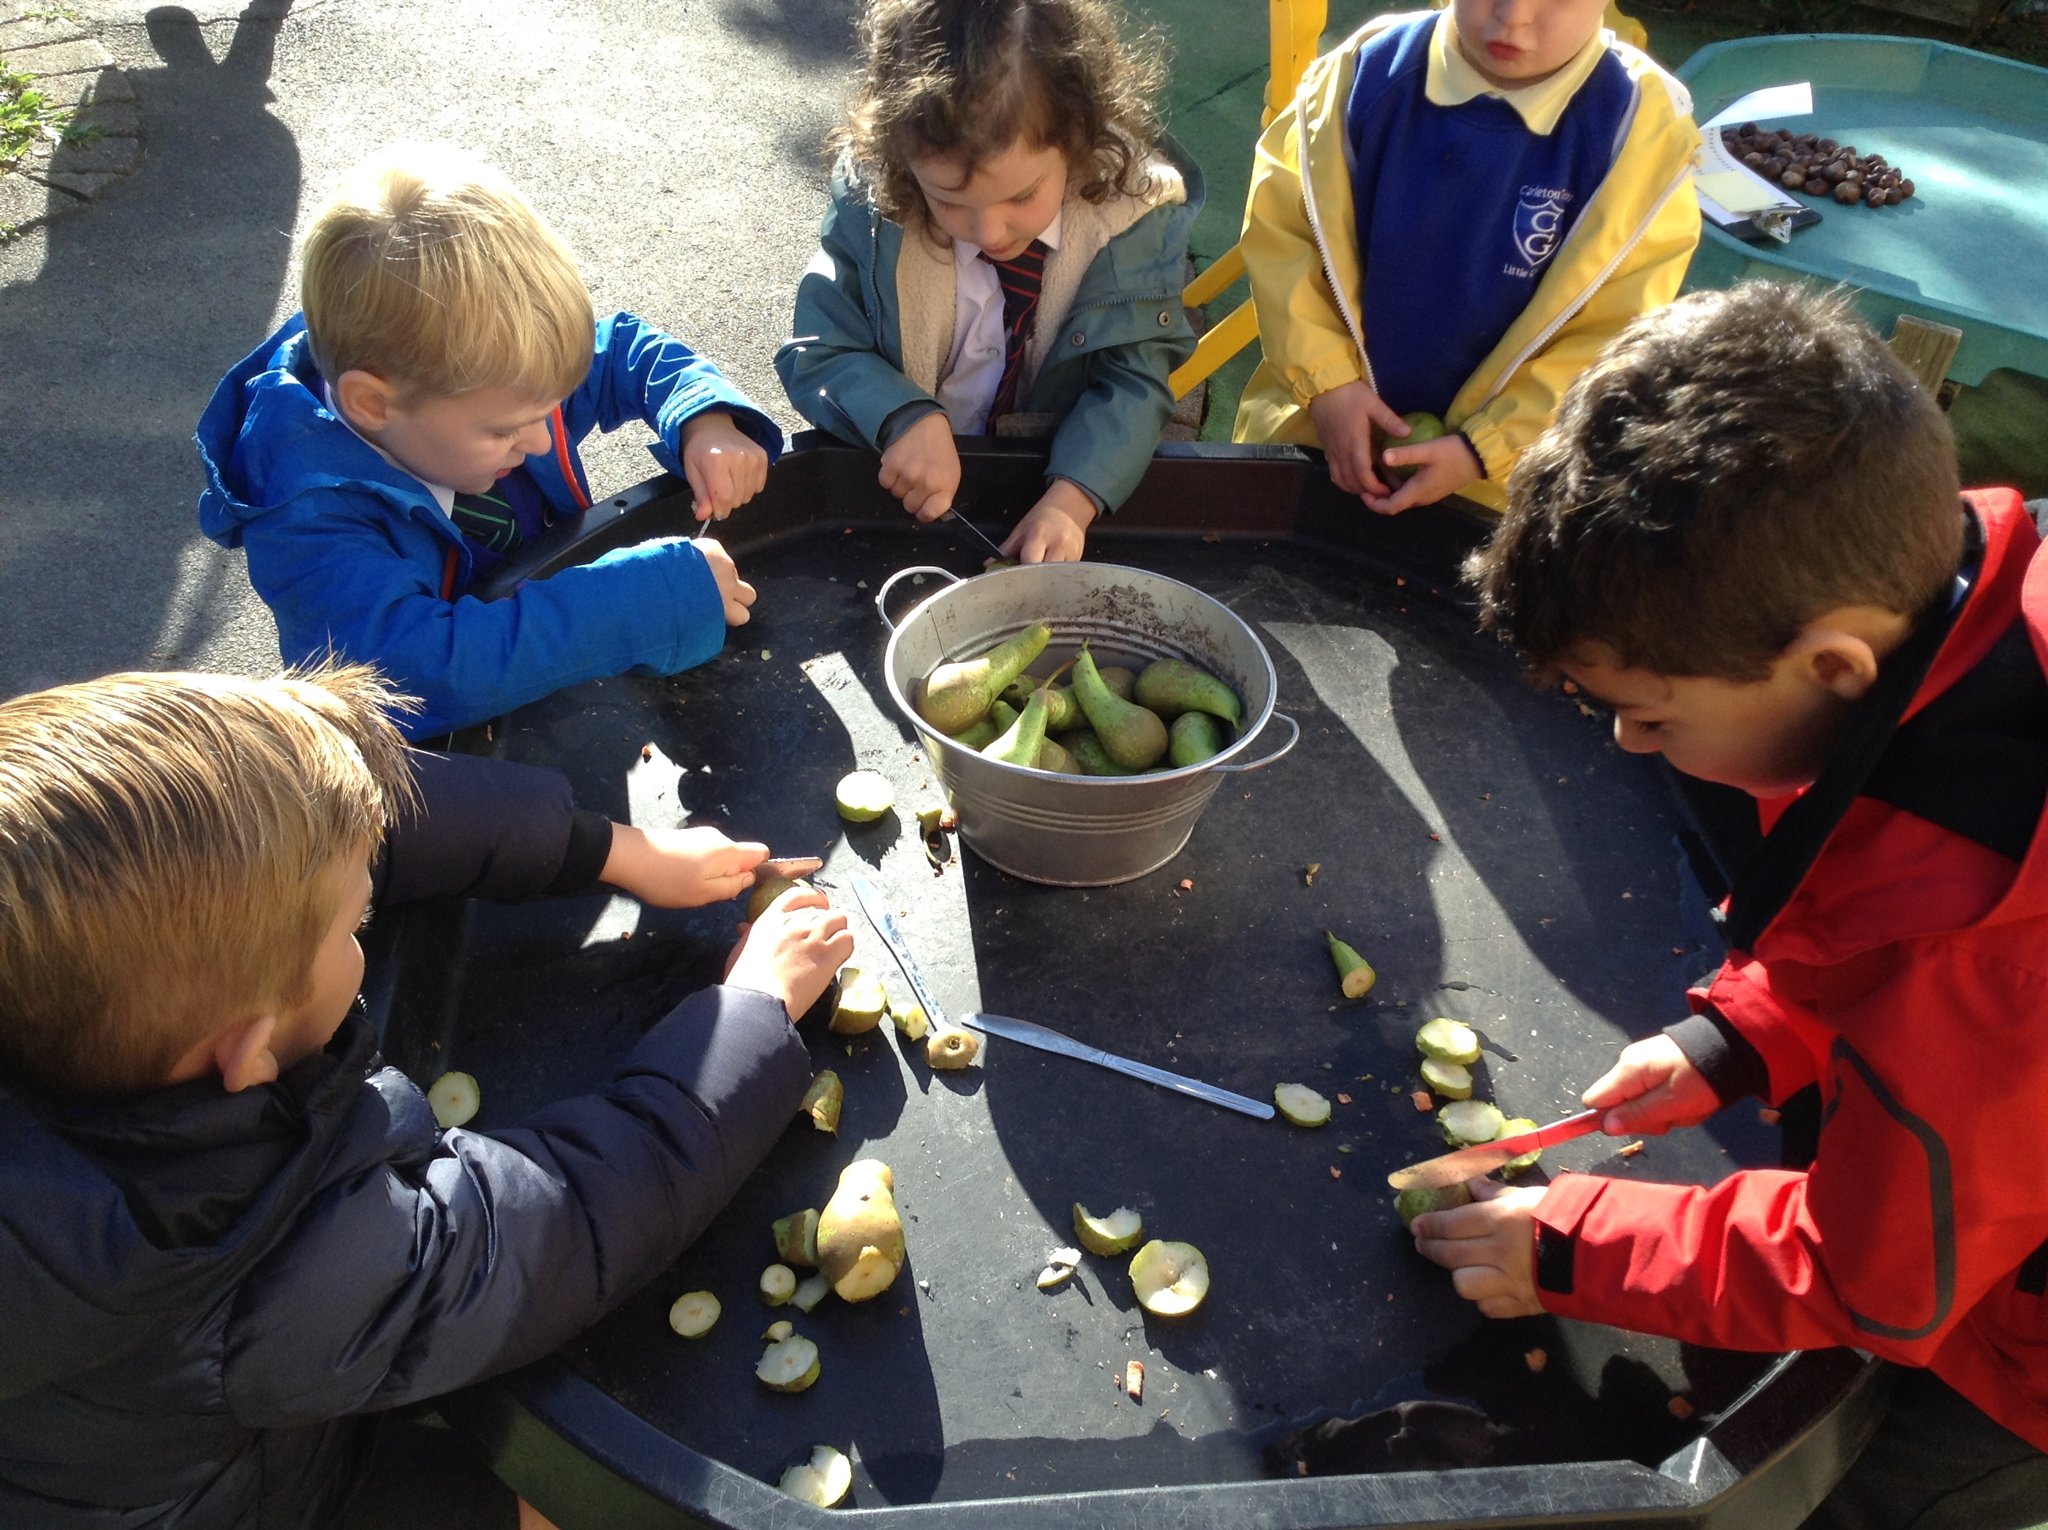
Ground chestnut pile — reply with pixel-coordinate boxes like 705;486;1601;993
1721;123;1915;208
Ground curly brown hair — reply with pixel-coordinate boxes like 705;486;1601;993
833;0;1169;230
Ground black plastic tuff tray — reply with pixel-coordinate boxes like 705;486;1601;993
364;438;1887;1530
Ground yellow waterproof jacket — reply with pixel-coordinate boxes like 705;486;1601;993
1232;11;1700;512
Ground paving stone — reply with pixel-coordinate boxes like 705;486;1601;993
34;167;123;200
69;97;139;136
6;36;111;79
0;15;94;49
37;63;136;109
25;124;139;180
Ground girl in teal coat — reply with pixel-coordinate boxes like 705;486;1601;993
775;0;1201;563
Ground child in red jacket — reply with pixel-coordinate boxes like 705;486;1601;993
1428;281;2048;1528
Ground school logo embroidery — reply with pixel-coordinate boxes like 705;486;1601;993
1508;188;1572;278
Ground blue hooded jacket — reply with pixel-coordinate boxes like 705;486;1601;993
195;311;783;739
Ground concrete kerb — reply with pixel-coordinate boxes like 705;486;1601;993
1;9;140;236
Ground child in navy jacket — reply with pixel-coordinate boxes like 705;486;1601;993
0;663;853;1529
197;142;781;739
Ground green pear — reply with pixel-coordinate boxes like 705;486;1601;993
1035;737;1081;774
1167;710;1227;768
1136;658;1243;728
1070;645;1168;770
918;622;1052;736
1060;730;1136;777
1096;665;1138;701
983;686;1053;768
1001;681;1080;731
947;716;1002;751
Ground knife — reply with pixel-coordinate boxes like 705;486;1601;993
759;855;825;879
963;1012;1277;1121
943;507;1011;565
849;875;952;1028
1385;1108;1605;1191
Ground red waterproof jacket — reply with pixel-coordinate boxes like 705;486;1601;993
1535;489;2048;1453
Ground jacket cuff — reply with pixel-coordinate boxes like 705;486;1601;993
1458;412;1515;485
544;809;615;896
1530;1172;1609;1306
878;399;946;451
1665;1007;1769;1107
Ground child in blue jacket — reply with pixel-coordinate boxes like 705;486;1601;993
197;143;782;739
0;663;854;1530
775;0;1200;564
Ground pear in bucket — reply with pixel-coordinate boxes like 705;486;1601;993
1071;644;1168;770
917;623;1052;736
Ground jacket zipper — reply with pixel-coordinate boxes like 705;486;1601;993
1470;158;1693;414
1299;141;1379;398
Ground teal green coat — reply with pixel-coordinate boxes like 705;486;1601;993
776;143;1203;512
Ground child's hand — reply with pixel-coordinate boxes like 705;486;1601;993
1411;1178;1548;1318
1367;435;1483;516
879;411;962;521
601;823;771;909
1001;480;1097;563
680;411;770;524
725;886;854;1021
1582;1034;1723;1137
1307;380;1409;501
694;537;757;626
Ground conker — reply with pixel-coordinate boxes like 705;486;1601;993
1832;181;1861;204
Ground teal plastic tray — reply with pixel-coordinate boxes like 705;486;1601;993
1679;35;2048;387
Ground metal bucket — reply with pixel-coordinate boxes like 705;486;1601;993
877;562;1299;886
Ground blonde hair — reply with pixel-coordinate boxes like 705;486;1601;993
299;142;595;402
0;663;416;1100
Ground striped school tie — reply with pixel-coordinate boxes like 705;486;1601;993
982;239;1048;422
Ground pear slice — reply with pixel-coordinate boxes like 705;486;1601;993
1129;1239;1209;1317
1497;1117;1544;1175
925;1027;981;1069
1415;1017;1482;1066
799;1073;843;1132
1273;1083;1332;1126
1072;1203;1144;1256
762;1319;794;1343
1438;1099;1506;1146
426;1070;480;1129
1324;931;1377;999
778;1443;853;1507
759;1264;797;1306
667;1290;721;1338
756;1334;821;1392
790;1272;831;1313
834;771;896;823
1419;1058;1473;1099
829;971;888;1035
891;1002;930;1042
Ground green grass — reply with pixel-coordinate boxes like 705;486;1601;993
1;59;76;171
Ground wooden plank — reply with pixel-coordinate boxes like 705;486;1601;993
1890;315;1964;400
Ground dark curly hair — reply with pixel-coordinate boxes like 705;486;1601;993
1465;282;1962;683
832;0;1170;231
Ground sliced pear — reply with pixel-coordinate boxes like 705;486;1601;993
1130;1239;1209;1317
1438;1099;1506;1146
1498;1117;1544;1175
773;1208;820;1267
1394;1182;1474;1230
891;1002;931;1042
778;1443;853;1507
925;1027;981;1069
667;1290;720;1338
762;1319;794;1342
834;771;896;823
759;1263;797;1306
1035;1264;1074;1291
1274;1083;1332;1126
799;1073;843;1133
790;1272;831;1313
1073;1203;1144;1256
829;970;888;1036
756;1334;821;1392
1415;1018;1481;1066
426;1070;480;1129
1419;1058;1473;1099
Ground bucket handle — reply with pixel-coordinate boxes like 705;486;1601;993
1213;711;1300;775
875;566;962;632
